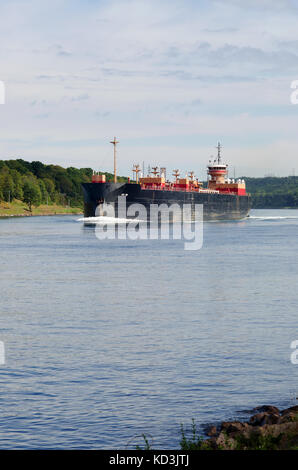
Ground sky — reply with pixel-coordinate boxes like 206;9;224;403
1;0;298;178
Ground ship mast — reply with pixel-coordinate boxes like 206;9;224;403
133;164;141;183
110;136;119;183
151;166;159;177
188;171;195;182
216;142;221;164
172;169;180;184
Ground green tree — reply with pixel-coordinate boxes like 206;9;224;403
23;180;41;212
43;178;56;202
10;169;23;200
38;179;48;204
0;167;15;202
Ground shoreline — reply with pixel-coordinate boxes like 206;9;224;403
0;201;83;218
0;212;83;219
182;405;298;450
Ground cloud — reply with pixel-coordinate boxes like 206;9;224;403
0;0;297;175
212;0;295;11
71;93;90;102
55;45;72;57
203;27;238;33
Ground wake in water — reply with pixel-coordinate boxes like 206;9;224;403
78;215;298;224
77;216;144;224
249;216;298;220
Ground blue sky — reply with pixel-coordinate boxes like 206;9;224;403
1;0;298;177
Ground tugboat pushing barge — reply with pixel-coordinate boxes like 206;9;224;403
82;139;251;220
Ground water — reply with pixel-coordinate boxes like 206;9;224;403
0;209;298;449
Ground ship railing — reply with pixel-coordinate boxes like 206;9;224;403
140;184;220;194
141;184;201;192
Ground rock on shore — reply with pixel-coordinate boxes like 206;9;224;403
205;405;298;450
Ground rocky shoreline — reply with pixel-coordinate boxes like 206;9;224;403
203;405;298;450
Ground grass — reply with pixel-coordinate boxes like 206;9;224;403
180;419;211;450
233;431;283;450
136;420;212;451
0;200;83;217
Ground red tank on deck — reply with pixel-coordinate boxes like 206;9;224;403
92;173;106;183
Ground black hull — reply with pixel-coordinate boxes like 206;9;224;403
82;182;251;221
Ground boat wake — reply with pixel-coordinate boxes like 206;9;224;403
249;215;298;220
77;216;144;224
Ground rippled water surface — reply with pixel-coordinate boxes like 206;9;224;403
0;209;298;449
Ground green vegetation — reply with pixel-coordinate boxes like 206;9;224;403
233;431;283;450
136;421;211;451
244;176;298;208
0;200;83;217
179;426;285;450
180;419;211;450
135;435;153;451
0;158;128;215
0;158;92;211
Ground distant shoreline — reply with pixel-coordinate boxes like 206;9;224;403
0;212;83;219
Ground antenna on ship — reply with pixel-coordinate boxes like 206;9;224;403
110;136;119;183
216;142;221;164
151;166;159;177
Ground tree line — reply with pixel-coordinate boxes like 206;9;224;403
244;176;298;208
0;159;127;211
0;159;95;210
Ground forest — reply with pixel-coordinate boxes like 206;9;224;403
244;176;298;208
